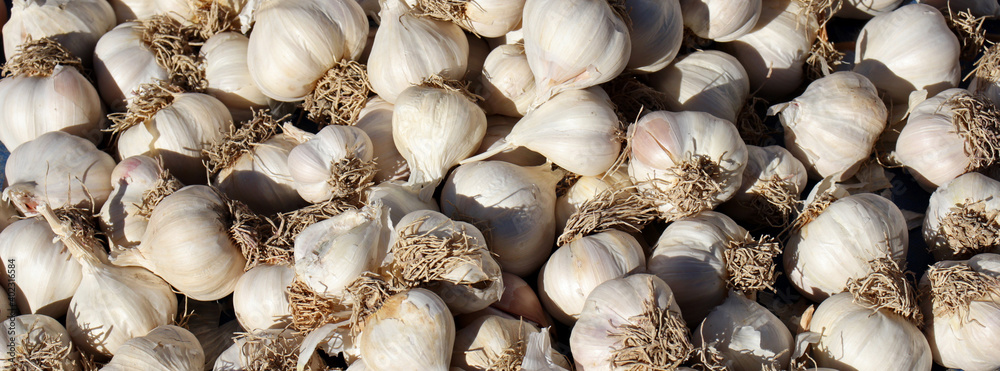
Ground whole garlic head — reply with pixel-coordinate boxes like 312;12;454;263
3;0;115;64
359;288;455;370
0;314;80;370
0;217;83;318
101;325;205;371
680;0;761;42
650;50;750;124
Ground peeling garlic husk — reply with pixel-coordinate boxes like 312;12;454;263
923;173;1000;260
479;43;536;117
356;97;409;183
100;156;168;250
359;288;455;370
3;131;115;216
102;325;205;371
769;71;887;180
895;88;981;189
555;167;633;233
364;181;439;226
0;217;82;318
785;193;908;302
538;230;647;325
649;50;749;123
838;0;904;18
202;32;269;123
680;0;761;41
3;0;115;64
93;22;169;110
717;145;808;228
694;293;794;371
216;130;308;215
625;0;683;73
287;124;374;204
853;4;960;103
475;115;547;167
522;0;630;106
233;264;294;331
0;314;80;370
452;315;570;371
441;161;561;277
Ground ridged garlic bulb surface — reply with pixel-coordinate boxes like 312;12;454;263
99;156;166;250
294;203;390;298
3;0;115;63
0;218;82;318
452;315;571;370
694;293;794;370
356;97;409;183
107;0;194;23
102;325;205;371
234;264;293;331
838;0;904;18
650;50;749;123
359;289;455;370
626;0;683;73
287;125;374;204
0;64;105;150
916;0;1000;17
479;43;536;117
680;0;761;41
895;88;975;189
475;115;547;167
217;134;306;215
202;32;269;123
364;181;438;226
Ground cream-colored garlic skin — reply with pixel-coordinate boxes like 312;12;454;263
538;230;646;325
0;314;79;370
769;71;887;180
723;0;818;100
214;329;322;371
626;0;683;73
247;0;368;102
3;0;115;63
294;204;389;298
479;43;536;117
217;134;306;215
452;315;570;371
116;91;233;185
93;22;167;110
916;0;1000;17
785;194;908;302
853;4;960;103
4;131;115;215
555;168;632;233
810;292;932;371
694;293;794;370
202;32;269;123
456;0;525;37
359;289;455;371
0;64;105;150
475;116;547;167
838;0;904;18
923;173;1000;259
365;181;439;226
717;145;808;225
99;156;164;250
571;274;684;370
650;50;749;123
368;0;468;103
441;162;561;277
895;88;971;189
522;0;630;106
233;264;293;331
107;0;193;23
287;125;374;204
680;0;761;41
102;325;205;371
356;97;409;183
0;218;82;318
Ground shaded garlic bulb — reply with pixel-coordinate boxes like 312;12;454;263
365;181;439;226
555;168;633;233
853;4;960;103
475;116;547;167
202;32;269;123
694;293;794;370
538;230;646;325
626;0;684;73
649;50;749;123
107;0;194;24
0;39;105;150
452;315;570;371
461;272;551;329
287;124;375;204
3;131;115;215
99;156;179;251
628;110;748;221
359;288;455;370
294;203;390;298
571;274;693;370
838;0;904;18
0;314;80;370
3;0;115;63
233;264;293;331
367;0;468;103
356;97;409;183
769;71;887;180
923;173;1000;260
0;291;8;324
717;145;808;228
680;0;761;41
441;161;561;276
0;218;82;317
785;193;908;301
102;325;205;371
479;43;536;117
522;0;630;106
213;329;323;371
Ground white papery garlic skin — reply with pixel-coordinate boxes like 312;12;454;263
102;325;205;371
287;125;374;204
916;0;1000;17
0;218;82;318
247;0;368;101
99;156;166;250
233;264;293;331
694;293;794;370
479;43;536;117
217;133;306;215
441;161;561;277
107;0;193;24
359;288;455;371
0;314;79;370
521;0;630;106
452;314;571;371
538;230;647;325
923;173;1000;260
895;88;974;189
202;32;270;123
717;145;808;226
680;0;761;41
555;167;632;233
626;0;683;73
294;203;390;298
93;22;167;110
3;0;115;63
769;71;887;180
0;64;105;150
364;181;438;226
650;50;749;123
838;0;904;18
356;97;409;183
475;115;547;167
785;194;909;302
853;4;960;103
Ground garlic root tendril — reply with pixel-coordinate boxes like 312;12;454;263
325;152;378;202
256;200;355;269
1;37;83;78
948;93;1000;171
607;282;693;369
7;329;77;371
735;97;773;146
106;82;181;136
134;167;183;220
557;187;658;246
638;153;727;222
412;0;475;32
937;199;1000;259
601;75;670;124
419;74;483;103
190;0;240;40
303;60;372;126
846;257;922;323
388;216;487;288
743;174;802;229
137;15;206;92
971;43;1000;87
227;198;272;271
203;109;283;176
345;272;399;336
286;278;352;334
724;233;782;293
927;263;1000;318
944;7;987;61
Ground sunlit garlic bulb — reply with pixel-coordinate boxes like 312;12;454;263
680;0;761;41
649;50;750;123
3;0;115;64
0;217;82;318
202;32;269;122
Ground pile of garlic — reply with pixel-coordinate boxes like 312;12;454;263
1;0;999;369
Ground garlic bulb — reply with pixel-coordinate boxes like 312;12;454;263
3;131;115;215
213;329;323;371
3;0;115;63
808;292;931;370
294;203;390;298
116;185;248;301
853;4;960;103
538;230;646;325
202;32;269;123
694;293;794;370
785;193;908;302
0;39;105;150
287;124;375;204
100;156;175;250
93;21;168;110
917;0;1000;17
359;288;455;370
234;264;293;331
0;217;82;317
113;84;233;185
475;116;547;167
0;314;80;370
452;315;570;371
769;71;887;180
923;173;1000;260
921;253;1000;371
722;0;819;100
356;97;409;183
367;0;468;103
415;0;524;37
247;0;367;102
102;325;205;371
649;50;749;123
628;110;748;221
441;161;561;276
522;0;630;106
365;181;439;226
393;84;487;193
479;43;536;117
213;122;308;216
838;0;904;18
625;0;683;73
717;145;808;228
571;274;693;370
464;87;621;177
107;0;193;23
680;0;761;41
555;168;633;233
